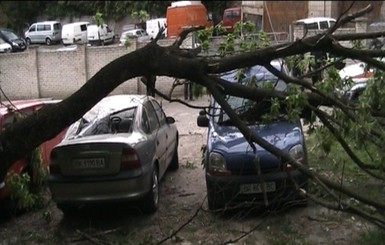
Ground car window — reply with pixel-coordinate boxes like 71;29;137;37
319;21;329;29
53;23;61;31
141;110;151;134
29;25;36;32
110;108;136;133
151;100;166;126
65;106;137;138
80;24;87;31
305;22;318;31
37;25;44;31
143;101;159;132
3;30;19;39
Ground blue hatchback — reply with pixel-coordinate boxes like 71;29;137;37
197;60;308;211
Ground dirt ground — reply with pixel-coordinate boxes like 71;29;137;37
0;95;376;245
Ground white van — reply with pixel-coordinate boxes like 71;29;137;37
61;21;89;45
24;21;62;45
146;18;167;39
87;24;115;46
292;17;336;40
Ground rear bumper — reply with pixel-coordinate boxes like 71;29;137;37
206;169;308;208
47;171;152;204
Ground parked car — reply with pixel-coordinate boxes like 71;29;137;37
61;21;89;45
146;18;167;39
24;21;62;45
87;23;115;46
0;37;12;53
222;7;242;33
338;61;374;102
0;28;26;52
48;94;179;214
119;29;152;46
0;98;66;210
197;60;308;211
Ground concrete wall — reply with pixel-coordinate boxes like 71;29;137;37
0;39;185;100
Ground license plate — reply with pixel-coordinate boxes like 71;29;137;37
73;158;106;170
239;182;276;194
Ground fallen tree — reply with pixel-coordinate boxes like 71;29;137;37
1;3;385;229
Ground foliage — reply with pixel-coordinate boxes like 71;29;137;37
131;10;150;23
7;148;47;211
0;1;47;33
93;12;104;27
359;229;385;245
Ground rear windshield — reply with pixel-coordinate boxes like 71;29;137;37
64;107;137;139
80;24;87;32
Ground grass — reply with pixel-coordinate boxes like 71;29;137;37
358;228;385;245
183;160;197;169
305;131;385;228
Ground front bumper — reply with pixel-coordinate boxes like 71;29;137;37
206;169;308;208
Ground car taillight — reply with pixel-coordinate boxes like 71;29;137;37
49;151;61;174
121;148;141;170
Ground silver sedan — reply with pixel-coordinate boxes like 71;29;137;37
48;94;179;214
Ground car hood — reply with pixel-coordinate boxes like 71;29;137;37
210;120;303;171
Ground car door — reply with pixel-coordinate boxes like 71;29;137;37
151;100;176;168
143;101;168;176
28;24;37;43
36;24;46;43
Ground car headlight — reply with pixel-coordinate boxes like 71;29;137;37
287;144;306;170
208;152;231;176
12;41;18;47
289;144;304;161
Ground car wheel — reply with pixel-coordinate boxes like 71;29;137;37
45;38;51;45
207;185;223;211
168;141;179;171
26;38;31;46
141;165;159;214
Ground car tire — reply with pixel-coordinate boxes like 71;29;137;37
45;38;51;45
141;165;159;214
26;38;31;46
168;141;179;171
207;186;222;212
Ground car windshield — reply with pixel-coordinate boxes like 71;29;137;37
215;94;287;126
64;106;137;139
3;30;19;40
215;62;288;125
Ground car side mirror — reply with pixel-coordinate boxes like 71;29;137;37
197;110;209;127
166;116;175;124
